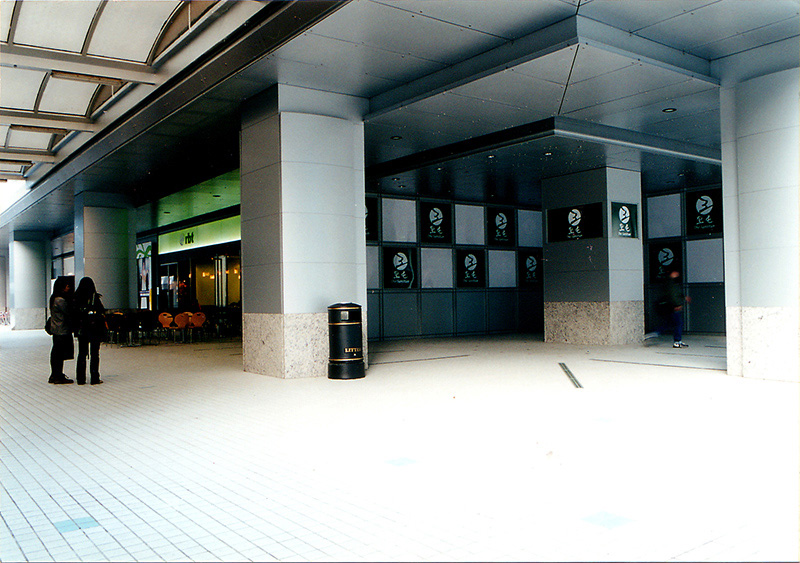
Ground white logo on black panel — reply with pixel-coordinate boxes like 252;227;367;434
393;252;409;271
525;255;538;282
696;196;713;216
567;208;582;239
526;256;538;274
495;213;508;230
464;254;478;271
657;248;674;267
618;205;632;236
429;207;444;226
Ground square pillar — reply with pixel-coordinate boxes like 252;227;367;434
721;68;799;381
8;231;49;330
543;167;644;345
74;193;133;309
240;85;367;378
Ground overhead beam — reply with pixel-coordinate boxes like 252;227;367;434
368;15;718;119
0;149;57;164
553;116;721;165
0;44;161;85
575;17;717;85
0;109;98;133
366;116;720;179
368;17;580;119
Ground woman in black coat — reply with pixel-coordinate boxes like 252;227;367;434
73;277;106;385
48;276;75;384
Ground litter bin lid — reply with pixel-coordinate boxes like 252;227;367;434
328;303;361;310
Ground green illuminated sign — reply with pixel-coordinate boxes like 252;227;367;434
158;216;240;254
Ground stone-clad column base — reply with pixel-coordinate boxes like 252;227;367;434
243;312;328;378
11;307;46;331
727;306;799;381
545;301;643;345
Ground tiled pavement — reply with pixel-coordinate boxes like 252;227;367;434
1;328;798;562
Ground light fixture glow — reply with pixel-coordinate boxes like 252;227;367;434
662;107;677;113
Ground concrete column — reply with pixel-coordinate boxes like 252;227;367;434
543;167;644;344
240;85;368;378
721;68;799;381
8;231;49;330
0;254;8;311
74;193;134;309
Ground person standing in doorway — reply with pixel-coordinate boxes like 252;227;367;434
644;270;691;348
48;276;75;384
73;277;106;385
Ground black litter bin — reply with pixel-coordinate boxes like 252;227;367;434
328;303;365;379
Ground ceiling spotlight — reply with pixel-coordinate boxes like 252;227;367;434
488;154;495;159
544;151;553;156
662;107;677;113
390;135;403;140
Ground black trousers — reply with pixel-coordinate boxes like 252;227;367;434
50;335;74;378
76;336;101;383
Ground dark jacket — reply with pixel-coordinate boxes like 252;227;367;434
50;296;72;336
664;276;684;309
74;292;106;340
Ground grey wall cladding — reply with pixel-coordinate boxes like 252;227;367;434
370;195;543;340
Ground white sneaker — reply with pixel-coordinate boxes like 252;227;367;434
673;341;688;348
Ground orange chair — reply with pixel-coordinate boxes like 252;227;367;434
188;311;206;342
172;312;191;342
157;312;173;341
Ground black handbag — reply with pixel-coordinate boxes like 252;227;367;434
44;316;53;335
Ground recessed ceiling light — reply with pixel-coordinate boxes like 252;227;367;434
213;194;221;198
488;154;495;159
662;107;677;113
164;211;171;214
398;184;406;189
390;135;403;140
544;151;553;156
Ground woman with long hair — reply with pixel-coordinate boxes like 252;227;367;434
73;277;106;385
48;276;75;384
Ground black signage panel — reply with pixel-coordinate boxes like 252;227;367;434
518;248;543;287
456;248;485;288
649;242;683;282
365;197;379;242
487;207;515;246
547;202;604;242
419;201;452;244
383;246;417;289
686;188;723;236
611;202;638;238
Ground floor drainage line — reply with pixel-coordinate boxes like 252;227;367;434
590;358;726;372
371;354;470;365
558;362;583;388
655;351;725;359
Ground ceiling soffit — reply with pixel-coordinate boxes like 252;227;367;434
367;15;717;121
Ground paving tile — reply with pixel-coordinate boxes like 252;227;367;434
1;331;797;563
